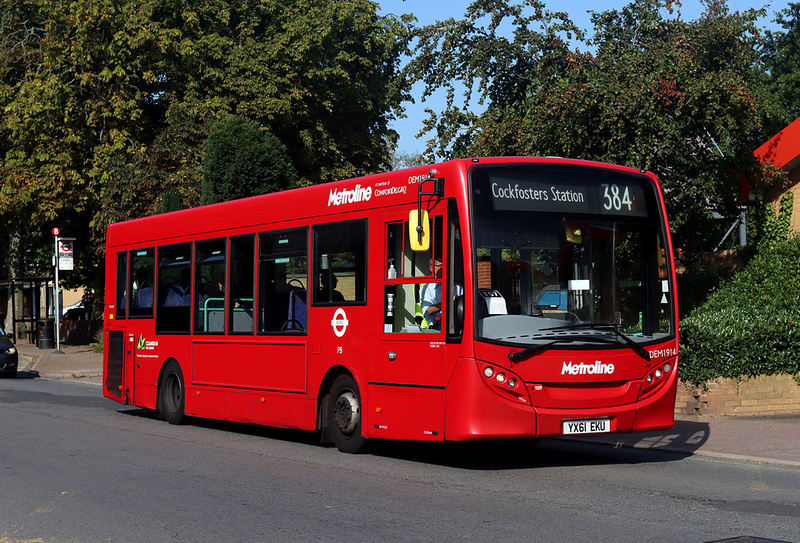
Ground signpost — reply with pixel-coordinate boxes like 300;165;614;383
52;228;75;353
58;239;74;271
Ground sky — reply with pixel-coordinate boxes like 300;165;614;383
378;0;791;155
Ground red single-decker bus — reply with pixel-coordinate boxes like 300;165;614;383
103;157;679;453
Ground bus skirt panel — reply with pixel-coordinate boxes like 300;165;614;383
444;358;538;441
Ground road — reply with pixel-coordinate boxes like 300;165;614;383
1;375;799;543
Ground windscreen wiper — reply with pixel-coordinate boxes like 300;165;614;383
507;335;622;364
540;322;651;362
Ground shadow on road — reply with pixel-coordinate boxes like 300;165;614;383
11;369;40;380
117;406;705;469
368;435;696;470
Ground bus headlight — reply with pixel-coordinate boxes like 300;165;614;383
639;359;677;401
478;362;530;405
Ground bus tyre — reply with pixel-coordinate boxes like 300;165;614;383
327;375;367;454
159;361;186;425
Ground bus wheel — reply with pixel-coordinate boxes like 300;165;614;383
327;375;367;454
159;361;186;425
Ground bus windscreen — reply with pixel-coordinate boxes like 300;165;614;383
470;163;674;349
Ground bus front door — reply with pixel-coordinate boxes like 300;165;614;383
368;210;450;441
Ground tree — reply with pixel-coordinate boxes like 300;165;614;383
1;0;410;317
200;116;298;205
760;2;800;136
403;0;773;255
0;0;174;322
154;0;411;184
403;0;583;160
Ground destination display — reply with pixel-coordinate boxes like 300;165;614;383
477;167;652;217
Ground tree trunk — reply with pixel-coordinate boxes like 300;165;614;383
7;223;26;339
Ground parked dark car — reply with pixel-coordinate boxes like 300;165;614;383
0;325;18;378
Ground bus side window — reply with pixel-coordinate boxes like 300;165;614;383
312;220;367;305
229;235;255;334
258;228;308;334
156;243;191;333
116;251;127;319
447;199;465;338
383;216;443;332
194;239;226;333
386;222;431;278
129;248;155;318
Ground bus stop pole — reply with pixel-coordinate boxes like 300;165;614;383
53;229;62;353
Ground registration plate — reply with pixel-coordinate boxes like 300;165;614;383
562;419;611;435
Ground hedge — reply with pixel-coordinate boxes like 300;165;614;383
679;237;800;384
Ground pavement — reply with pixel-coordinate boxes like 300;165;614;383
14;342;800;468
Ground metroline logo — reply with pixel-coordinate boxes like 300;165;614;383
561;360;615;376
328;184;372;206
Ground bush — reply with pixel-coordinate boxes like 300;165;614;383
679;237;800;384
676;260;737;318
201;116;298;205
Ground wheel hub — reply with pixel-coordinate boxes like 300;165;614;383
333;391;360;435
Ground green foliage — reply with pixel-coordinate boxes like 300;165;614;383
161;190;187;214
676;261;737;318
679;237;800;383
0;0;409;299
391;150;427;170
403;0;779;257
759;2;800;135
748;191;795;250
201;116;297;205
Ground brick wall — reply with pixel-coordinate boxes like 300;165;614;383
477;261;492;289
675;374;800;417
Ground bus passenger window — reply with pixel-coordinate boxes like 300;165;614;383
116;252;127;319
258;228;308;334
386;221;432;278
156;243;191;333
383;216;444;332
194;239;226;333
230;235;255;334
129;248;155;318
312;220;367;304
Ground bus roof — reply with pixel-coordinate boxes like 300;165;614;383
106;157;655;248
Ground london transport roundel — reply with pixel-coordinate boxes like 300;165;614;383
331;308;349;337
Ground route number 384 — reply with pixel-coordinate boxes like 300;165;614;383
602;184;632;211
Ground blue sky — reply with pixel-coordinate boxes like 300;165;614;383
378;0;790;155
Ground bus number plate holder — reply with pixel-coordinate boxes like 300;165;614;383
562;419;611;435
